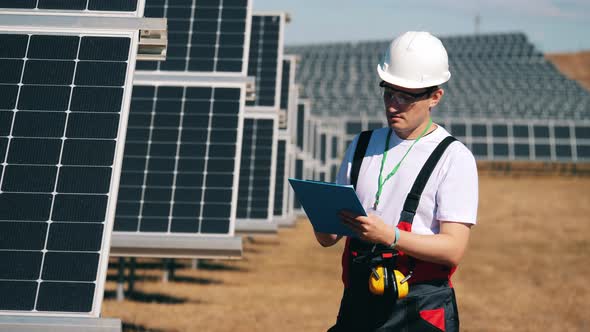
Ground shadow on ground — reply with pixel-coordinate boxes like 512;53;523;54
104;290;190;304
122;322;167;332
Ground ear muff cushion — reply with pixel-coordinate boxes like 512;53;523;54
368;265;386;295
393;270;409;298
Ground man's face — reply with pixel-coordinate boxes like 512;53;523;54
381;83;443;137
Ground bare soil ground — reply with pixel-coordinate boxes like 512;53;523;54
546;51;590;91
102;176;590;332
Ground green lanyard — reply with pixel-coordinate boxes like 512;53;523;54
373;118;433;210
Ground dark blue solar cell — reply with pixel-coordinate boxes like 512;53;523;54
577;145;590;158
139;219;168;232
61;140;116;166
42;252;99;282
170;220;199;233
534;126;550;139
0;85;19;110
143;187;172;202
75;62;127;86
209;129;237;143
513;125;529;138
493;143;509;157
575;126;590;139
0;193;52;221
0;222;47;250
7;138;62;164
12;111;66;138
0;251;42;279
46;223;103;251
514;143;530;158
471;124;487;137
174;188;202;202
202;204;231;218
554;126;571;139
0;34;29;58
2;165;57;193
172;203;200;218
492;124;508;137
88;0;137;11
0;281;37;311
555;145;572;158
113;217;139;231
66;113;120;139
36;282;94;312
38;0;86;10
0;59;24;84
201;220;230;234
472;143;488;157
28;35;79;60
79;37;130;61
52;194;109;222
17;86;71;111
22;60;76;85
535;144;551;157
71;87;124;112
57;167;112;194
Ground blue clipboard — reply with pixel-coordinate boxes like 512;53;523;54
288;178;367;237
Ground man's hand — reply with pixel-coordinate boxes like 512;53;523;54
339;210;395;246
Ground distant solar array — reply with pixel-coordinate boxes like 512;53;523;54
287;32;590;178
0;30;134;315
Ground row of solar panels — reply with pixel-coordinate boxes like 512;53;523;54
0;1;309;328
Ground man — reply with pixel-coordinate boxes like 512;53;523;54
316;31;478;331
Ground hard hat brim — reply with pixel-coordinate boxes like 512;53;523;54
377;64;451;89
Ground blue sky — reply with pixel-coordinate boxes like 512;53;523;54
253;0;590;53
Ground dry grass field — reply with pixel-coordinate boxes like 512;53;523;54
546;51;590;90
102;176;590;332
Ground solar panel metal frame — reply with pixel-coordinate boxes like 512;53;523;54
0;16;158;319
245;12;285;111
139;0;253;77
110;71;247;259
279;54;297;130
0;0;146;17
273;130;295;227
234;109;279;234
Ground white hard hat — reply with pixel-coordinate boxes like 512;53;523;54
377;31;451;89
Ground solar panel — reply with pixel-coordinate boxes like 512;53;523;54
139;0;251;74
0;0;140;13
0;31;134;315
235;112;278;233
245;13;285;109
114;77;245;237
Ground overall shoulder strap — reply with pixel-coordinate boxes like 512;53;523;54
351;130;373;189
400;136;458;223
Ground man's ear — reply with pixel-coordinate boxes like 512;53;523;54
429;88;444;108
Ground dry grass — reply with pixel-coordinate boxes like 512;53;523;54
546;51;590;91
102;176;590;332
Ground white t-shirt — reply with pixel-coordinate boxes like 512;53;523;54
336;124;478;235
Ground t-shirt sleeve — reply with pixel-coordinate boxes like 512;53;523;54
335;134;359;186
435;144;479;224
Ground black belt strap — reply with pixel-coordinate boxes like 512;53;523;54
401;136;457;222
351;130;373;189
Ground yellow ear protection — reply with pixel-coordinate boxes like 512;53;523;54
368;265;409;299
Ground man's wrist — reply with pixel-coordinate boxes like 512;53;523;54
381;227;397;247
387;228;400;249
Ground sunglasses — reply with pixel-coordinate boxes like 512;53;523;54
379;81;437;105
